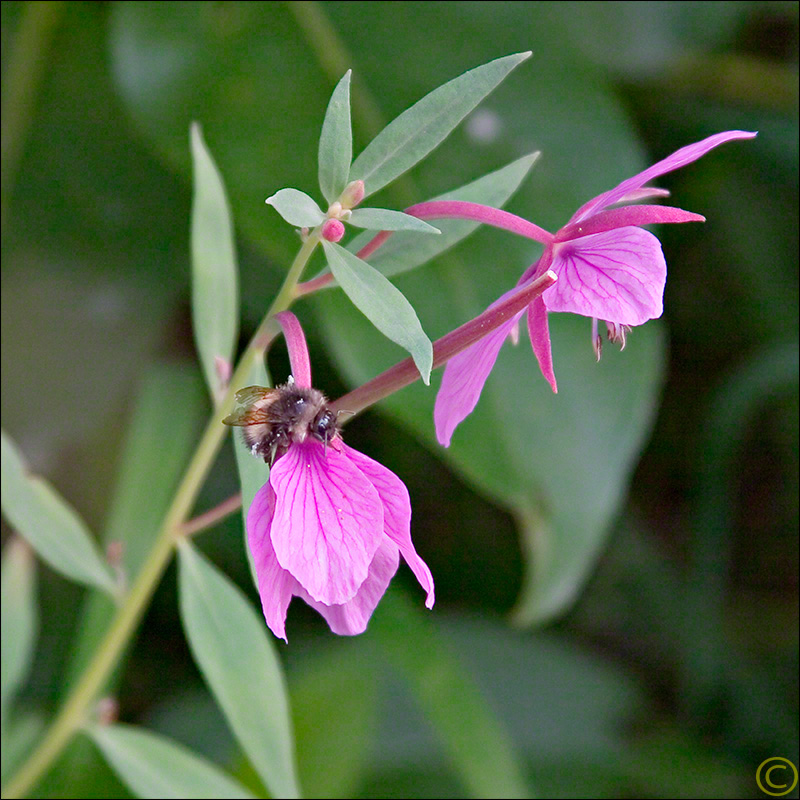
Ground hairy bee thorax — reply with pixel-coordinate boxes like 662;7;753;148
244;383;339;466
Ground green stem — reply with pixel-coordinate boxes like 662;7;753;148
2;236;321;799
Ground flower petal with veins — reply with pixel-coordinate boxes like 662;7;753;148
247;483;299;642
245;311;434;640
269;441;383;605
435;297;525;446
298;539;400;634
344;444;435;608
543;227;665;325
422;130;755;443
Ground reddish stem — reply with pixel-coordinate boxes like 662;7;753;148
181;492;243;537
330;269;557;416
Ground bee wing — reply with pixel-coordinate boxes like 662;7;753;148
222;386;278;426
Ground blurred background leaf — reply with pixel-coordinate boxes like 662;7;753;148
190;122;239;402
178;541;300;799
1;430;117;594
1;538;38;741
2;2;796;797
86;722;255;800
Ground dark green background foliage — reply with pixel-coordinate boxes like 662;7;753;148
2;2;797;797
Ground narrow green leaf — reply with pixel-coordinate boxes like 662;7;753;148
374;589;533;798
87;723;255;799
349;51;531;197
318;70;352;204
345;152;540;279
265;188;324;227
191;122;239;401
1;538;38;735
321;240;433;383
178;541;300;799
348;207;440;234
0;430;116;594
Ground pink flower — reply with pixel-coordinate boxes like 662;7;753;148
426;130;757;446
246;312;434;641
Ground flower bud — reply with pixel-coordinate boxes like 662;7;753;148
340;179;365;210
321;218;345;242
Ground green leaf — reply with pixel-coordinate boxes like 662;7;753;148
290;643;378;798
1;538;38;736
191;122;240;402
349;51;531;197
681;339;799;705
318;70;352;204
321;240;433;384
265;188;324;227
509;319;666;625
373;589;533;798
178;541;300;799
87;723;255;799
0;430;116;594
348;207;441;234
348;152;540;279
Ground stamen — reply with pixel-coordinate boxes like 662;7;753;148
592;318;602;361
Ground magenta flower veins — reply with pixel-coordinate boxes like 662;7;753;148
229;312;434;641
420;130;757;446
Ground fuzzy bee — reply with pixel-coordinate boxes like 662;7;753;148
222;380;339;465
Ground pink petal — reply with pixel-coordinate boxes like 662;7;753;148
297;539;400;635
247;482;300;642
343;444;435;608
543;227;666;325
269;441;384;605
617;187;671;203
434;292;525;447
274;311;313;388
527;295;558;393
571;130;757;223
556;205;705;242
